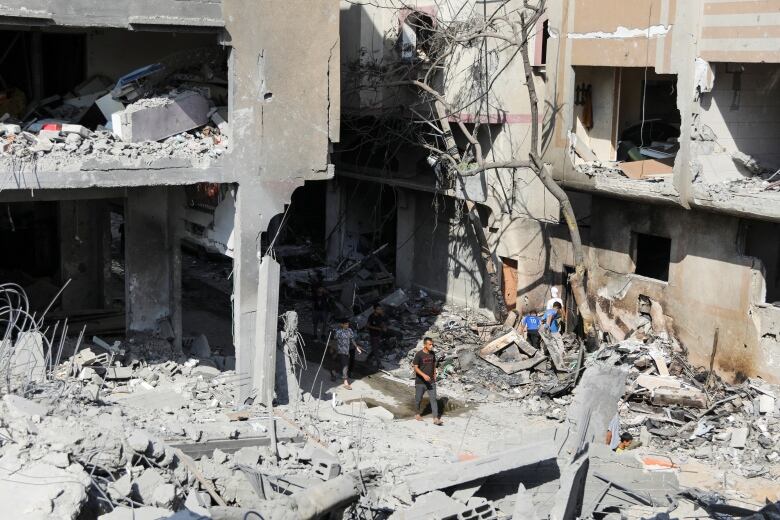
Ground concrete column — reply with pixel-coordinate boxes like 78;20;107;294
59;199;109;311
233;179;301;402
254;256;280;407
395;189;416;289
124;187;182;349
324;179;343;263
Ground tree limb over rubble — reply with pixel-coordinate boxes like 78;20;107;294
343;0;598;336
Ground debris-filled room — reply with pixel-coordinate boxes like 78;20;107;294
1;1;779;520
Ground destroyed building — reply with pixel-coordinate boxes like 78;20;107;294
334;0;780;385
0;0;339;396
1;0;780;519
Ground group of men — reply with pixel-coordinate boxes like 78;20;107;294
314;283;445;425
313;285;574;427
519;287;565;348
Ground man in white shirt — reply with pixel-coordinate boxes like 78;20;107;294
546;287;563;310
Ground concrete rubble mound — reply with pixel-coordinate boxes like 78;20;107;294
1;273;780;519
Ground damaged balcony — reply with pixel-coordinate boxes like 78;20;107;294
0;26;233;190
566;66;682;204
0;0;223;30
690;62;780;221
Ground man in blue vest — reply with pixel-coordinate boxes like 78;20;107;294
520;309;542;348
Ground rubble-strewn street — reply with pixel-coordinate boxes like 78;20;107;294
1;0;780;519
2;261;780;519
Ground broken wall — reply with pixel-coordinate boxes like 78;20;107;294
223;0;339;397
694;63;780;183
536;193;779;383
0;0;223;28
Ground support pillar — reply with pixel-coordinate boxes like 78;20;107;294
124;187;182;349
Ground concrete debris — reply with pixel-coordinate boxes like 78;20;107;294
406;442;556;496
1;51;228;168
113;91;210;143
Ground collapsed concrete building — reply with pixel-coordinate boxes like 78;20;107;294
0;0;339;396
334;0;780;385
1;0;780;519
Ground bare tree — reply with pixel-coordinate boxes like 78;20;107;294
342;0;597;337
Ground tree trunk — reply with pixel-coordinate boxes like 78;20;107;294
519;11;598;341
433;100;508;321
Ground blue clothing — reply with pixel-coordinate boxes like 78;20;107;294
543;309;561;333
521;315;541;331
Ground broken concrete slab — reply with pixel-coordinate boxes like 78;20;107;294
558;364;628;459
0;454;90;520
3;394;49;419
540;331;567;371
635;374;683;391
650;387;707;409
758;394;775;415
480;329;537;357
104;366;133;380
406;441;556;496
729;427;748;449
394;490;465;519
99;506;173;520
96;93;125;120
365;405;394;422
112;91;210;143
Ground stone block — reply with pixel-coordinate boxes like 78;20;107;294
112;91;209;143
366;405;394;422
729;427;748;449
3;394;48;419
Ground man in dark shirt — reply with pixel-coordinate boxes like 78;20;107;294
367;304;387;352
413;337;442;425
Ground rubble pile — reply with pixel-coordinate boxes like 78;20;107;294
2;276;780;519
0;47;228;169
602;337;780;478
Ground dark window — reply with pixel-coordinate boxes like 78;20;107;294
634;233;671;282
743;220;780;304
540;19;549;65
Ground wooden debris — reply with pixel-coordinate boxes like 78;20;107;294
174;448;228;506
480;330;536;357
540;331;566;371
648;349;669;377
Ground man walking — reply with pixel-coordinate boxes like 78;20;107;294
413;337;443;425
543;301;563;334
334;318;362;390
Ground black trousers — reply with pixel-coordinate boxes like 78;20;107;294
338;350;356;379
415;382;439;418
527;330;541;349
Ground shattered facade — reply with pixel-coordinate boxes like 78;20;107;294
0;0;339;393
335;0;780;384
539;0;780;383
